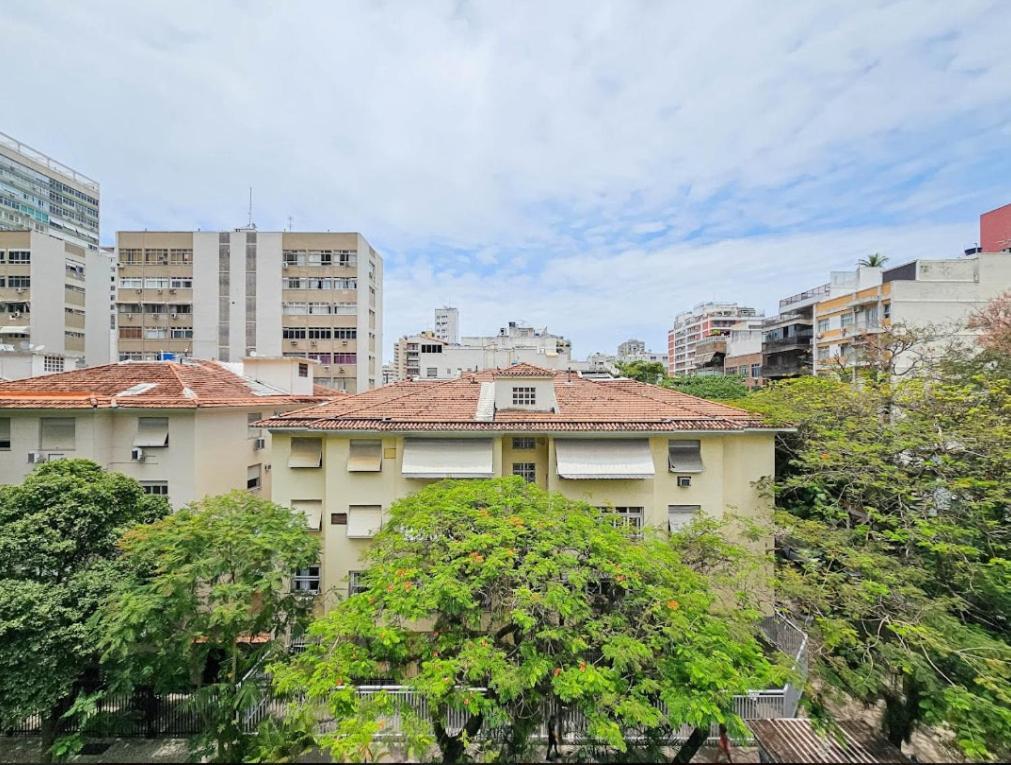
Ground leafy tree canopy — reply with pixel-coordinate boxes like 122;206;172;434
664;374;750;401
97;491;319;762
615;360;667;385
0;460;168;760
740;350;1011;760
268;478;783;763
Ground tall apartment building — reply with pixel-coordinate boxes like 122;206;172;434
115;230;382;392
0;131;100;251
667;302;762;376
434;306;459;344
392;332;445;381
0;230;112;379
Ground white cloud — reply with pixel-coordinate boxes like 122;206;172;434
2;0;1009;359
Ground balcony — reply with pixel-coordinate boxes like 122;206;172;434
762;333;813;354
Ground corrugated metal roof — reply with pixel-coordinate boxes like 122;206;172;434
749;719;909;763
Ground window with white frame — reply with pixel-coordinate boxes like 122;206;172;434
816;318;829;333
141;481;169;497
40;418;75;451
598;506;644;537
348;570;367;597
667;505;700;533
43;356;64;374
512;462;536;483
512;436;535;450
292;565;321;594
512;386;536;406
7;250;30;264
840;313;854;329
246;464;262;491
0;418;10;449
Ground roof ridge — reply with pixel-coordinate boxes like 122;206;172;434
164;361;197;404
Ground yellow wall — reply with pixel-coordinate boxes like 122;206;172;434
269;431;776;611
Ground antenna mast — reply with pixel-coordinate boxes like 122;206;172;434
247;186;256;229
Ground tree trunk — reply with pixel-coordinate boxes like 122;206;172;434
882;677;921;749
434;712;483;765
673;726;709;764
39;695;73;763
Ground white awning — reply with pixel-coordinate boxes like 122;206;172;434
347;440;383;472
134;417;169;447
347;505;382;538
292;500;323;531
555;439;655;480
401;438;494;479
288;437;323;468
0;326;29;335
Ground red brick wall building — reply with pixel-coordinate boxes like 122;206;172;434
981;203;1011;252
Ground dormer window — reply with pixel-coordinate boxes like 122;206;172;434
512;386;536;406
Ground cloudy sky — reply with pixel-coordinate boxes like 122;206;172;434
5;0;1010;360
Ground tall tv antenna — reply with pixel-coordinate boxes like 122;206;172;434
246;186;256;229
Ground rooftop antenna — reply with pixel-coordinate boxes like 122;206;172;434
287;215;293;231
246;186;256;229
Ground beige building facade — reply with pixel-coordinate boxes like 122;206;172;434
262;363;777;609
0;229;112;379
115;230;382;392
0;357;337;508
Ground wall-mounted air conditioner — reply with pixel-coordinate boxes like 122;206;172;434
27;451;46;464
254;437;266;450
131;447;145;461
676;475;692;488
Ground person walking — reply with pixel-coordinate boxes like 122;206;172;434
716;723;734;763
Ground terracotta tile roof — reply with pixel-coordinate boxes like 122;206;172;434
313;383;348;397
0;361;340;410
260;364;772;432
490;362;556;377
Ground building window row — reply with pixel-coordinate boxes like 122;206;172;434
282;277;357;290
306;352;357;365
282;327;357;340
0;250;31;264
282;249;357;267
117;303;192;315
282;302;357;316
120;277;193;290
118;249;192;265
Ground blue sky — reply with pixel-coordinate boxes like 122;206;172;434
4;0;1010;361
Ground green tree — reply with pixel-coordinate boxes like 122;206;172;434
858;252;889;267
0;460;168;761
742;361;1011;759
615;360;668;385
664;374;750;400
97;491;319;762
268;478;782;763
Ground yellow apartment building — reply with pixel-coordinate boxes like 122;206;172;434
261;362;779;608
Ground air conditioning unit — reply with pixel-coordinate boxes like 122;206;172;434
289;339;297;346
171;313;178;319
131;447;145;461
15;288;24;294
676;475;692;488
282;263;289;269
169;288;177;294
254;437;266;450
27;451;46;464
310;340;317;347
341;340;348;346
157;289;164;294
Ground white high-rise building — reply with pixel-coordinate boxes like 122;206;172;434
0;131;100;251
115;230;382;392
0;229;113;379
434;306;459;344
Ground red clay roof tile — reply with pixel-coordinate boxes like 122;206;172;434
0;361;339;410
260;364;771;432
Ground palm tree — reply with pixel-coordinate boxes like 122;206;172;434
859;253;888;268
